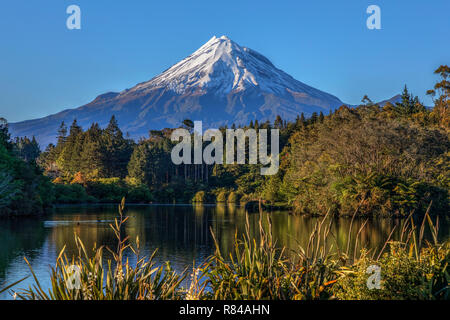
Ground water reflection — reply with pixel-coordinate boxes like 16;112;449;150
0;204;448;299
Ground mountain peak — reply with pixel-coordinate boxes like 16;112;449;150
10;36;344;147
130;35;303;96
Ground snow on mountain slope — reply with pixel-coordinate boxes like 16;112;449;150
10;36;344;148
128;35;339;99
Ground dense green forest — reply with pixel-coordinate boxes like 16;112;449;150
1;66;449;217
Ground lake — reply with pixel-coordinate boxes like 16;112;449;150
0;204;448;299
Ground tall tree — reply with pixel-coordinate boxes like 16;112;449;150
80;123;105;178
427;65;450;127
57;119;83;175
102;115;133;178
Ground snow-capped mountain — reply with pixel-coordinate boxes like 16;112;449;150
10;35;344;147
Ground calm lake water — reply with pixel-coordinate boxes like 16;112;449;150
0;204;448;299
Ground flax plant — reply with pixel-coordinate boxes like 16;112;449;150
201;205;342;300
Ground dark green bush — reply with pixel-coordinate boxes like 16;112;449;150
333;242;450;300
127;185;153;203
85;178;127;203
54;184;88;204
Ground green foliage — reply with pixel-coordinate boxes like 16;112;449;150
282;106;449;216
334;213;449;300
84;178;126;203
261;175;283;204
334;243;449;300
127;185;153;203
0;123;54;216
53;184;89;204
127;138;172;186
4;66;450;218
53;178;153;204
40;116;134;180
13;136;40;163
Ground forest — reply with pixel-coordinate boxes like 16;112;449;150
0;65;449;217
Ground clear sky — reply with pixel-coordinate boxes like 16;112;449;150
0;0;449;122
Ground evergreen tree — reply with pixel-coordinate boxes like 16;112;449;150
13;136;40;163
102;115;133;178
427;65;450;127
56;121;67;153
361;95;373;106
127;138;172;186
274;115;283;129
80;123;105;178
0;118;11;150
127;142;150;185
319;111;325;123
396;86;424;115
57;119;83;175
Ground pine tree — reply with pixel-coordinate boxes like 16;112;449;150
13;136;40;162
274;115;283;129
56;121;67;152
80;123;105;178
57;119;83;175
298;113;306;129
102;115;133;178
361;95;373;106
319;111;325;123
127;142;150;185
0;118;11;150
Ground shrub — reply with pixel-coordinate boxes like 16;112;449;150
227;191;240;203
333;213;449;300
239;193;252;204
54;184;88;203
216;191;227;203
192;191;206;203
127;185;153;203
85;179;127;203
70;172;86;185
52;177;63;184
333;242;449;300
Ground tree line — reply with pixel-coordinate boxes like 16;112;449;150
1;65;448;216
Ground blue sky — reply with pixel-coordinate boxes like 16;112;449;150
0;0;449;122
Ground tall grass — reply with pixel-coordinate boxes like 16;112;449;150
3;199;449;300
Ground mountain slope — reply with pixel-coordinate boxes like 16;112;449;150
10;35;344;147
